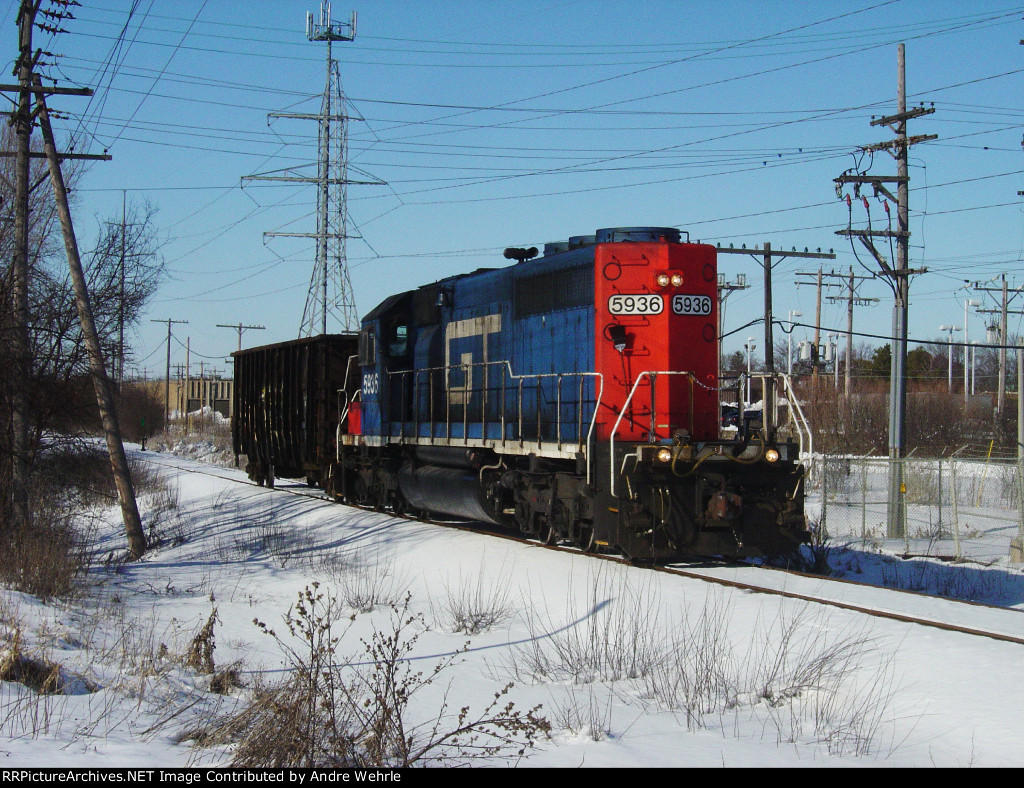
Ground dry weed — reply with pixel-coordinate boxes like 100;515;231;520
190;585;548;767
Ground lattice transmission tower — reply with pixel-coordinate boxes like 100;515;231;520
244;4;383;336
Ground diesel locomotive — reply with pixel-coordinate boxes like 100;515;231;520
233;226;809;560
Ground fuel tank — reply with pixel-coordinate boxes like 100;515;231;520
398;464;508;525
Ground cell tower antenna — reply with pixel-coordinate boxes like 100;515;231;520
245;5;383;337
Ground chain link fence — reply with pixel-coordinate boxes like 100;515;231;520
804;454;1024;562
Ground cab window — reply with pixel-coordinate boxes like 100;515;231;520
387;320;409;357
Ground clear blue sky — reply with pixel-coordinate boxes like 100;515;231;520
9;0;1023;378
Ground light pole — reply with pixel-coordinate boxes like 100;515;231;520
745;337;756;404
939;324;962;392
962;298;980;407
787;310;802;376
971;340;979;397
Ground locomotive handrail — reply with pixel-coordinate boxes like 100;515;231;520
609;370;808;499
336;353;362;462
739;372;812;465
336;387;361;462
777;373;813;467
609;370;698;498
385;361;604;481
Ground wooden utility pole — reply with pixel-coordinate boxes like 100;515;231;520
834;43;935;539
975;274;1024;428
118;190;126;385
795;270;830;375
823;268;879;398
717;243;835;437
152;318;188;426
216;322;266;353
716;271;749;393
35;82;147;559
813;268;823;393
4;1;110;529
9;0;35;529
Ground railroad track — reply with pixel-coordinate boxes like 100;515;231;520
137;450;1024;647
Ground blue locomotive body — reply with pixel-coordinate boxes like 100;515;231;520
357;243;598;448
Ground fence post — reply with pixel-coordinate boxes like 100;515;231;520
1016;462;1024;560
901;457;909;554
820;455;828;541
861;459;868;546
950;458;962;560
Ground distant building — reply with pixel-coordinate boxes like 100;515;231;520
176;376;232;419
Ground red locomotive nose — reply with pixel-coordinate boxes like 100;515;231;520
593;233;719;443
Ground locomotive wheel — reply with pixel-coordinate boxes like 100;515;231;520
576;525;597;553
546;500;574;546
538;517;558;545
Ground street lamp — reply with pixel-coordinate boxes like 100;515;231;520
971;340;979;396
787;310;802;376
745;337;757;404
962;298;981;407
939;324;962;392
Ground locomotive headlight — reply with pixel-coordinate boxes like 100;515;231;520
765;448;780;463
656;273;671;287
670;272;684;287
656;447;673;463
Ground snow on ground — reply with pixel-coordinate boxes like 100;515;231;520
3;444;1024;767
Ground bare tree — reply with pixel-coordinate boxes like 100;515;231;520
0;120;164;544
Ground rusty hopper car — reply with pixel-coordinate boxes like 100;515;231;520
232;334;359;487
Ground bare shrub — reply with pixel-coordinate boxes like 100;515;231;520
184;608;219;675
144;479;186;549
32;442;117;509
781;532;833;576
639;596;899;756
0;630;62;695
880;558;1006;602
128;457;166;496
801;379;994;456
431;560;515;635
183;606;243;695
116;383;164;444
193;585;548;767
337;549;409;613
0;504;86;601
640;594;735;728
551;684;615;741
505;566;670;684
